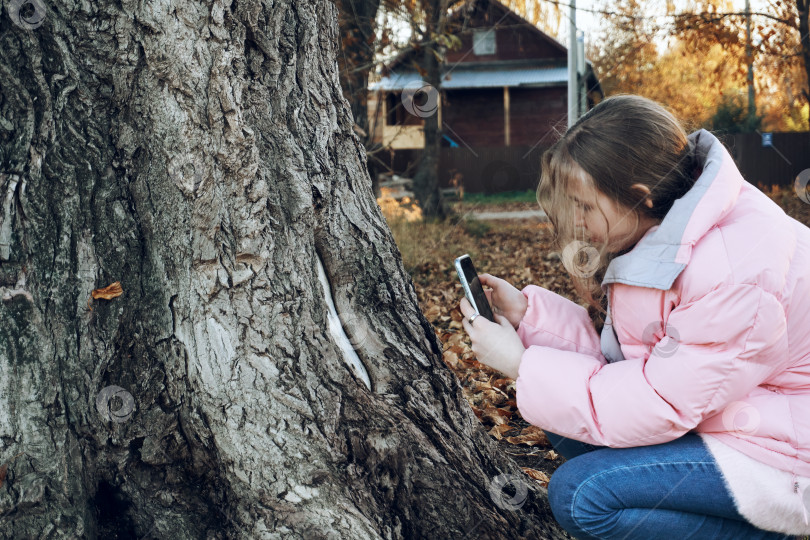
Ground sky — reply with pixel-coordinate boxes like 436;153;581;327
378;0;772;63
562;0;769;51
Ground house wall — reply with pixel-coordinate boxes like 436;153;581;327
441;86;567;149
442;88;505;148
444;16;566;64
508;86;567;146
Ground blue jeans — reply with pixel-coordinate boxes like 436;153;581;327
543;431;797;540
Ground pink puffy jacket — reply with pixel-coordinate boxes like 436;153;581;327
515;129;810;481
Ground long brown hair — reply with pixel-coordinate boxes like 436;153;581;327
537;95;699;328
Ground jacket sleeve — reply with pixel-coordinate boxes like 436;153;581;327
517;285;605;363
515;283;789;447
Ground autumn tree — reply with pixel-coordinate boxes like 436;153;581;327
590;0;809;130
0;0;574;537
588;0;660;98
336;0;396;197
672;0;809;129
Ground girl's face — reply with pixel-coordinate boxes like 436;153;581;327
568;172;658;253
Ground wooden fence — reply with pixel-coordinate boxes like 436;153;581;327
378;131;810;194
718;132;810;191
379;145;546;193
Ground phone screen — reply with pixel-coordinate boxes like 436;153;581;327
455;255;495;322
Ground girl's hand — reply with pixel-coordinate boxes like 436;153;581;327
459;297;526;379
479;273;529;330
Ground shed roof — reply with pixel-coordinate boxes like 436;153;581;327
370;64;569;91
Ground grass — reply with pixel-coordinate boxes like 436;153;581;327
460;189;537;205
384;213;491;285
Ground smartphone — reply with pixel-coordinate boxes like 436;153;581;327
454;254;495;322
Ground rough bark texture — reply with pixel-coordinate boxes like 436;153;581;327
0;0;567;537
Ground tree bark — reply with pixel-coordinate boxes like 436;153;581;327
0;0;566;537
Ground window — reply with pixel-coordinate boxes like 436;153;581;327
473;29;496;56
385;92;423;126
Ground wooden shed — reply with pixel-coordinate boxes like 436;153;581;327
368;0;604;152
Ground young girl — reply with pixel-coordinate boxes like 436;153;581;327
459;95;810;539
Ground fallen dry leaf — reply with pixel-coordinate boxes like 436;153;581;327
506;425;550;447
424;304;441;321
91;281;123;300
488;424;514;440
545;450;559;461
480;406;509;426
442;350;461;369
521;467;550;487
88;281;124;311
496;406;513;419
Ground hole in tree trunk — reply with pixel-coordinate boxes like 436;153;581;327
95;480;137;538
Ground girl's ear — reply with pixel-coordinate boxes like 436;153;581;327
631;183;654;209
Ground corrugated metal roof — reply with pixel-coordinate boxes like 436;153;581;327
370;65;568;91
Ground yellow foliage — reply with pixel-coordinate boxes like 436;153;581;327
377;195;423;222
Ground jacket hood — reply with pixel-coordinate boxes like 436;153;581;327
601;129;743;291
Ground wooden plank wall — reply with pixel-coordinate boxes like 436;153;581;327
378;132;810;195
718;132;810;190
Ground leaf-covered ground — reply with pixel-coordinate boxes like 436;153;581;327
384;189;810;488
409;218;574;485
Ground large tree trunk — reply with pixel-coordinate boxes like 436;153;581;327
0;0;566;537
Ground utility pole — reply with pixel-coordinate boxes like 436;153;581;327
577;30;587;117
745;0;756;123
567;0;577;128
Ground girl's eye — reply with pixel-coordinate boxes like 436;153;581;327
571;197;593;212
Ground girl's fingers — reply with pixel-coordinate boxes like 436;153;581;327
459;296;474;319
484;291;501;314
